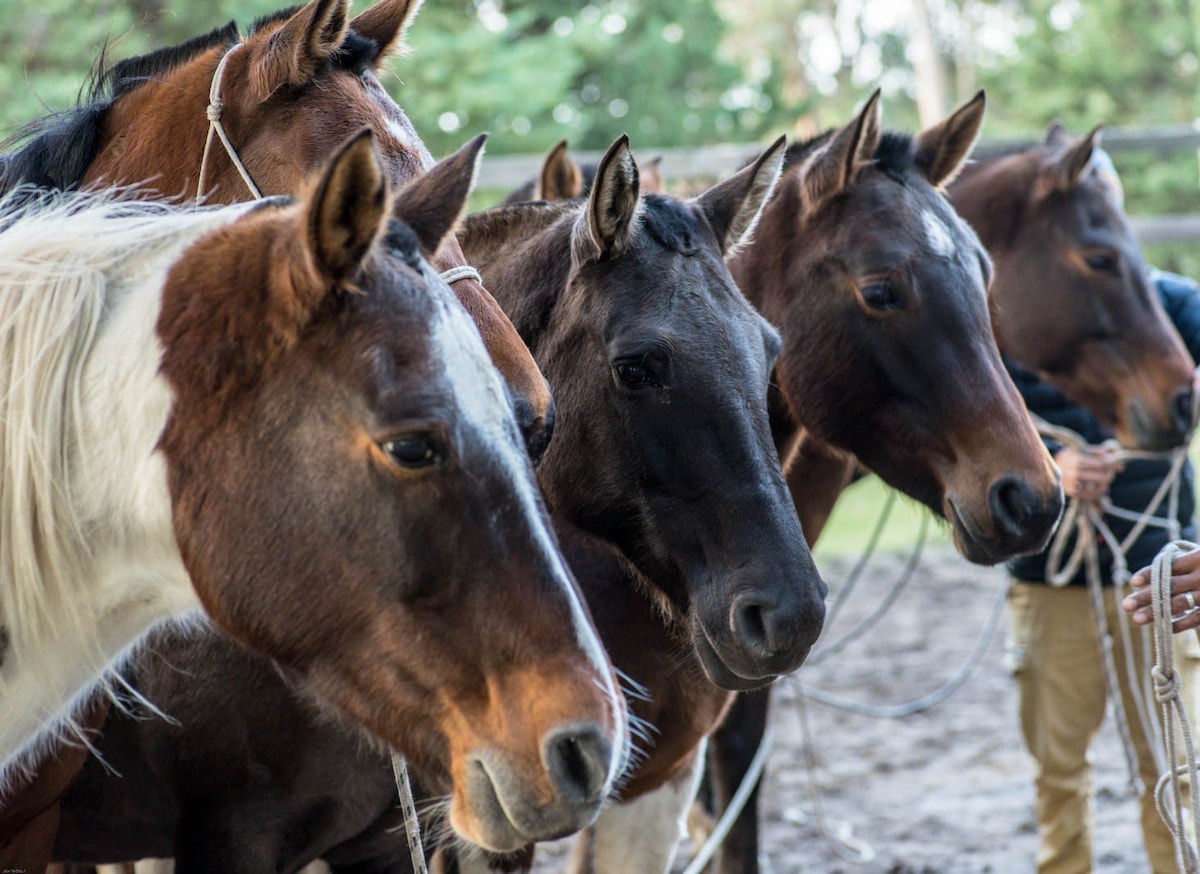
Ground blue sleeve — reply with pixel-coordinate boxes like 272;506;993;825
1154;269;1200;362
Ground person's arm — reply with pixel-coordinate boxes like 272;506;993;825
1155;270;1200;363
1124;547;1200;632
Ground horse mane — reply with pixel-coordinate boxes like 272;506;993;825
782;129;916;184
0;24;238;194
0;189;239;688
0;11;378;196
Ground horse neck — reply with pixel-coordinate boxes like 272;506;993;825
83;56;217;197
0;203;236;789
727;171;803;320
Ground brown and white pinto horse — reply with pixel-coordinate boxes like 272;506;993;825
0;134;625;865
0;0;554;455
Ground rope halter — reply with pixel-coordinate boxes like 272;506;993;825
198;44;263;203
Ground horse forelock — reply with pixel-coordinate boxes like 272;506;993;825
640;195;701;256
782;129;915;184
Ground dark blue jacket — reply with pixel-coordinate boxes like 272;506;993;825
1006;270;1200;585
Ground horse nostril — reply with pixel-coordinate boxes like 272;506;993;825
988;475;1037;540
730;597;774;659
543;726;610;804
1170;386;1194;436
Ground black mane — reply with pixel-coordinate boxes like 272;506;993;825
782;129;916;184
0;13;378;195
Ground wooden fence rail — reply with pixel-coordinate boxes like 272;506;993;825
475;122;1200;245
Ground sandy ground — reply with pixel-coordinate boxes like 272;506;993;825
535;545;1159;873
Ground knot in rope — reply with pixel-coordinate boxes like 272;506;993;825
1152;665;1182;703
197;43;262;203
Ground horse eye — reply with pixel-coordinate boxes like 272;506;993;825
1085;252;1119;274
382;435;444;469
860;281;901;311
615;362;650;388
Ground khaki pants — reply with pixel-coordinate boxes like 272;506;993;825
1007;580;1178;873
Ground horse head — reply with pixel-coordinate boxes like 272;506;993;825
155;132;626;852
1;0;553;462
951;122;1195;451
464;136;827;691
734;91;1064;564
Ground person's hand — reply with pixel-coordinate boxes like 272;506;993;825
1055;446;1123;501
1124;546;1200;632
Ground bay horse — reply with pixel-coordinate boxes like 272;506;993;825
950;121;1196;448
707;116;1198;874
0;132;625;863
0;0;555;457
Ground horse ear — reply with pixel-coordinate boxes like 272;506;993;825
393;134;486;258
251;0;352;101
913;90;986;188
692;135;786;256
536;139;582;201
1042;120;1070;147
307;129;389;289
576;135;640;262
1041;125;1103;194
641;156;666;195
350;0;425;62
796;88;881;214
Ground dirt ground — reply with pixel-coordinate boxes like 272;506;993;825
537;545;1159;873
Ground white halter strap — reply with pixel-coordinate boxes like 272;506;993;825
196;46;482;298
438;265;482;286
197;44;263;203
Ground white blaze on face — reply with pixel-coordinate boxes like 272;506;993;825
922;208;957;260
426;275;627;787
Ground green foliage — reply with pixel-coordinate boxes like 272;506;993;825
392;0;782;156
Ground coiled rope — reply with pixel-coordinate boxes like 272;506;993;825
1147;541;1200;873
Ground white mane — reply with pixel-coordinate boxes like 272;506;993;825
0;189;250;792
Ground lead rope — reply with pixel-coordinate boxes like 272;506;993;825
1032;410;1194;799
197;44;263;203
1148;542;1200;873
390;749;430;874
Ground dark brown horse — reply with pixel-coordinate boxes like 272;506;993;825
708;117;1199;874
704;92;1077;874
0;0;554;455
0;133;625;870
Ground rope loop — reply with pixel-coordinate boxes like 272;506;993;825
1152;665;1182;703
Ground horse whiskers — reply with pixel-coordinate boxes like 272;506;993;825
614;667;652;703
